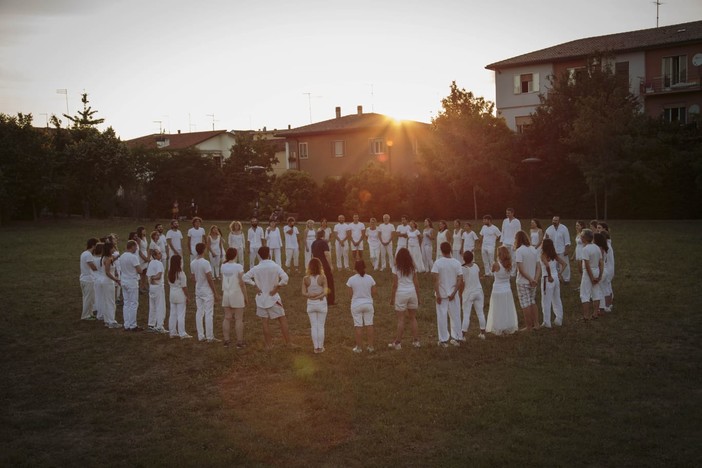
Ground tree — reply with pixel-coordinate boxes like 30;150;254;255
63;92;105;130
319;176;348;219
271;171;320;218
344;161;402;218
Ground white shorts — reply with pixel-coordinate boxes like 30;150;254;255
351;304;374;327
580;273;603;303
351;241;364;251
257;302;285;319
394;290;418;312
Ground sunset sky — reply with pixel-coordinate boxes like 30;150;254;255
1;0;700;139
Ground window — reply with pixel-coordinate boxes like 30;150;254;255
662;55;687;88
664;106;687;124
212;155;223;167
515;116;532;134
567;67;586;84
514;73;539;94
370;138;385;155
332;140;345;157
299;142;308;159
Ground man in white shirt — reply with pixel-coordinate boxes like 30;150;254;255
166;219;183;265
479;215;501;277
501;208;521;276
348;214;366;263
544;216;571;283
395;216;410;253
187;217;206;266
79;238;99;320
283;217;300;272
515;232;541;331
154;223;168;271
431;242;464;347
247;218;265;269
191;242;219;342
243;246;293;349
146;248;167;333
121;240;144;331
265;220;283;266
333;215;351;270
377;214;395;271
365;218;381;270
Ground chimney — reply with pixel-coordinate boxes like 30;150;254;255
263;126;267;132
288;124;291;130
177;129;181;134
357;105;363;115
335;106;341;119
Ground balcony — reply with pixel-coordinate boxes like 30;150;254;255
641;73;701;95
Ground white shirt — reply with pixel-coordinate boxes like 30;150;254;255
462;263;482;293
582;243;602;274
243;259;289;308
544;224;571;254
166;229;183;256
190;257;213;294
169;271;187;304
407;229;421;247
228;232;245;249
515;245;539;285
452;229;463;250
247;226;264;248
396;224;410;248
378;223;395;244
346;274;376;308
431;256;462;298
349;222;366;243
480;225;501;248
146;259;165;287
501;218;522;246
120;251;141;287
461;231;479;252
80;250;96;282
221;262;244;278
395;271;416;294
188;227;206;254
365;227;380;247
283;226;300;249
156;234;167;255
333;223;349;242
266;227;283;249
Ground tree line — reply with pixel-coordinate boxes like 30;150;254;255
1;60;701;225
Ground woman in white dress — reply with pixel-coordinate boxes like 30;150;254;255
221;247;247;348
207;225;224;280
435;220;452;260
99;242;122;328
302;257;328;353
486;246;519;335
452;219;463;261
135;226;150;293
406;221;425;273
421;218;434;271
530;219;543;248
574;220;585;277
228;221;245;266
168;254;191;339
303;219;317;269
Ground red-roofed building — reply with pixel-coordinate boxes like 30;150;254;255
125;130;237;166
486;20;702;132
274;106;430;183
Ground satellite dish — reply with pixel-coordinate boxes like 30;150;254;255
689;104;700;115
693;53;702;66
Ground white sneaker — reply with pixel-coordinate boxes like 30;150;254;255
388;342;401;350
366;346;375;353
438;341;449;348
478;333;486;340
412;340;421;348
181;334;193;339
352;346;362;354
449;339;460;346
207;338;222;343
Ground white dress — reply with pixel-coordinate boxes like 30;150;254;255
530;230;541;247
228;232;245;265
486;263;518;335
436;229;449;259
407;229;426;273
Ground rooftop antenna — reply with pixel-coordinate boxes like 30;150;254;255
206;113;217;131
56;89;69;115
302;92;322;123
188;113;196;132
39;113;49;127
153;120;163;134
368;83;375;112
654;0;663;27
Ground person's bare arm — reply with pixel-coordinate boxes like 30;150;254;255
433;273;441;304
390;274;398;305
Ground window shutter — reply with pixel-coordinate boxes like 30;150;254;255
533;73;540;93
514;75;521;94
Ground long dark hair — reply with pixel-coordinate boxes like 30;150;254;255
394;248;415;277
307;258;323;277
541;238;557;262
593;232;609;253
168;255;182;283
101;242;114;266
354;260;366;277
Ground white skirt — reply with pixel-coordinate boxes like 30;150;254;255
486;290;518;335
408;244;426;273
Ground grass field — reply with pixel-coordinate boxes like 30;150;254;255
1;218;701;467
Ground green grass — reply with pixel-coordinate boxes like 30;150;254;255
1;219;701;467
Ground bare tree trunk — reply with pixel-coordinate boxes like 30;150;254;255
594;188;599;220
603;186;608;221
473;185;478;222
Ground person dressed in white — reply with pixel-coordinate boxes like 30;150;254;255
247;218;265;269
573;220;585;279
515;231;541;331
348;214;366;263
121;240;143;331
303;219;317;269
107;233;123;306
377;214;395;271
168;254;192;339
302;257;328;353
207;225;224;280
593;231;614;315
283;217;301;272
389;248;421;349
452;219;463;261
435;220;452;261
333;215;351;270
395;216;410;255
597;223;615;312
228;220;246;266
191;242;219;342
460;250;486;340
479;215;501;277
544;216;571;283
501;208;522;276
365;218;381;270
98;242;122;329
530;219;544;248
421;218;435;272
92;243;104;320
540;238;566;328
485;246;519;335
265;220;283;266
166;219;184;266
243;246;293;349
154;224;168;272
346;260;377;353
146;248;168;333
136;227;150;292
579;229;603;321
79;238;99;320
460;221;479;255
406;220;426;273
431;241;464;347
221;247;247;348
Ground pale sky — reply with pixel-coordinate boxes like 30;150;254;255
1;0;700;139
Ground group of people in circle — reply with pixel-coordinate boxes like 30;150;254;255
78;210;615;353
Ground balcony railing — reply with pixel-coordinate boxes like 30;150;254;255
641;73;701;94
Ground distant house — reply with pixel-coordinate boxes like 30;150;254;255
125;130;237;166
274;106;430;183
486;20;702;132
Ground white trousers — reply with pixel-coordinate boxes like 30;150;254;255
558;253;571;282
379;243;393;270
307;300;328;349
304;241;313;269
335;240;349;269
452;249;462;262
98;282;118;325
249;247;261;269
541;278;563;327
270;248;282;266
436;296;462;342
122;284;139;329
195;291;215;340
210;254;222;279
462;290;486;332
285;248;299;268
148;285;166;328
482;246;495;276
504;244;516;276
169;301;187;337
368;243;380;270
93;282;104;320
80;280;95;319
422;243;434;272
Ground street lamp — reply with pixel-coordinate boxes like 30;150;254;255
386;140;393;174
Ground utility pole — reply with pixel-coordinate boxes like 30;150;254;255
654;0;663;27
